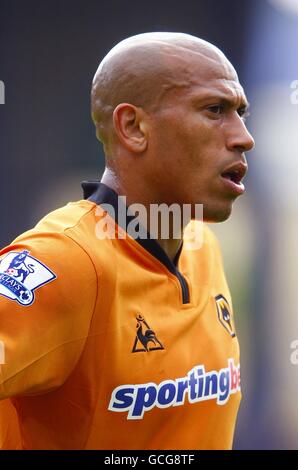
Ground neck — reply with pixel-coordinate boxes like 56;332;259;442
101;168;185;263
156;239;183;264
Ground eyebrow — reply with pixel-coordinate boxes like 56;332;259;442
192;92;249;109
219;96;249;109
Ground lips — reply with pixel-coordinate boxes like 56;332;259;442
221;162;247;184
220;162;248;195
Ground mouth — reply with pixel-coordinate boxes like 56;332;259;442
220;163;247;195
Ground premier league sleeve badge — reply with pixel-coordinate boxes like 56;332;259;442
0;250;56;306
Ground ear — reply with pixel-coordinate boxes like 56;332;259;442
113;103;148;153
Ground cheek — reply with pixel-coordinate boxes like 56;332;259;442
156;123;195;163
150;115;220;177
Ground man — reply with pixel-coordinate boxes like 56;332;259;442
0;32;254;450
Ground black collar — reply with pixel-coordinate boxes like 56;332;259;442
82;181;189;303
82;181;184;275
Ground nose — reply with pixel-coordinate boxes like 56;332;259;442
226;114;255;153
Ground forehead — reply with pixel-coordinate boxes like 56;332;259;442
188;78;247;107
162;47;247;106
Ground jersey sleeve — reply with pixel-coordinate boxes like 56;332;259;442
0;399;22;449
0;231;97;400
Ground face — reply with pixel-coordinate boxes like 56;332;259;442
146;50;255;222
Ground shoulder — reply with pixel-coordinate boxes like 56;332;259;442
34;199;97;236
0;200;99;299
5;199;97;258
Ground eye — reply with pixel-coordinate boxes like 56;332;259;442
207;105;224;115
237;107;250;121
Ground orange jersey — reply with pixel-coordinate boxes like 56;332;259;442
0;182;241;449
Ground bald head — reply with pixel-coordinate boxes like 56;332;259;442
91;32;236;151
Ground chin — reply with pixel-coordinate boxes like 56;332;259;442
201;204;233;223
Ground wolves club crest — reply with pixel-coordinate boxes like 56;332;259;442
215;294;236;337
0;250;56;306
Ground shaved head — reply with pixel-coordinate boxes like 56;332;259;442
91;32;235;151
90;31;254;227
